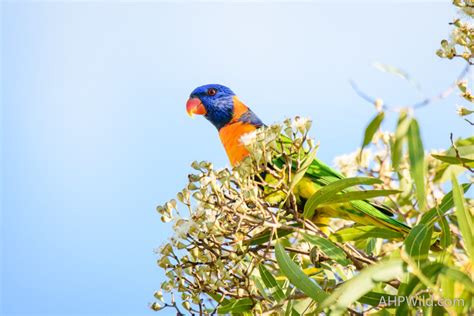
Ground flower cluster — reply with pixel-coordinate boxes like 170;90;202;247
153;119;325;314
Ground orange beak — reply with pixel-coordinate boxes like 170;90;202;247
186;98;207;117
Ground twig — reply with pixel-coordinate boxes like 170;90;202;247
450;132;474;173
350;63;471;111
160;302;185;316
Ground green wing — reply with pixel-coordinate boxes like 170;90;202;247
275;134;410;233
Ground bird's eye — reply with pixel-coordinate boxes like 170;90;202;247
207;88;217;96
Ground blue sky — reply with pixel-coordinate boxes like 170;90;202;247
1;1;472;315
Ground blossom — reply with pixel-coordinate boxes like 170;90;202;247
239;130;258;146
291;116;311;130
173;217;196;239
333;149;371;177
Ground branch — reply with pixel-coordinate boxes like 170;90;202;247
350;63;471;111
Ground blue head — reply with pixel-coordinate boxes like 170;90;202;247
186;84;236;130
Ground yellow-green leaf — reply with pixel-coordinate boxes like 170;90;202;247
258;265;286;303
330;226;403;242
289;146;318;192
361;112;385;152
404;223;432;266
275;243;328;303
303;177;382;219
217;298;254;314
432;154;474;166
391;110;410;170
303;233;350;265
452;174;474;258
407;119;426;210
319;189;401;206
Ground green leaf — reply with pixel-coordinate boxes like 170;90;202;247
372;62;422;92
208;292;230;305
247;225;297;246
217;298;254;314
330;226;403;242
432;154;474;166
275;243;328;303
419;183;471;225
407;118;426;210
258;265;286;303
452;174;474;258
252;275;272;301
404;223;432;266
303;233;350;265
438;212;452;249
446;144;474;157
319;189;400;206
318;259;406;314
303;177;382;219
289;146;318;192
392;110;410;170
358;292;397;307
361;112;385;152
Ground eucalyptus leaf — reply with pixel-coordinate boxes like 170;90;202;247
275;243;328;303
407;119;426;210
319;189;401;206
452;174;474;258
289;146;318;192
361;112;385;153
432;154;474;166
303;177;382;219
392;110;410;170
303;233;350;265
217;298;254;314
404;223;432;266
330;226;403;242
258;265;286;303
419;183;471;225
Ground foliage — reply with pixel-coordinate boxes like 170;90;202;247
151;2;474;315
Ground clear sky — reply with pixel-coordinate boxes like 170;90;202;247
1;1;472;315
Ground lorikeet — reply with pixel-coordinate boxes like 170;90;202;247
186;84;410;234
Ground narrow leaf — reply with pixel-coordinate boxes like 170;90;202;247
330;226;403;242
419;184;471;225
247;226;297;246
319;189;400;206
361;112;385;152
217;298;254;314
372;62;422;92
275;243;328;303
289;146;318;192
404;223;432;266
392;110;410;169
407;119;426;210
432;154;474;165
258;265;286;303
303;233;350;265
303;177;382;219
452;174;474;258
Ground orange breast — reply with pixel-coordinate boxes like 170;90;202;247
219;122;257;166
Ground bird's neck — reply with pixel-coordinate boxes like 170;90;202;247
218;97;256;166
219;121;257;166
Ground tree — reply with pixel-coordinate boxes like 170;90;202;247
152;1;474;314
